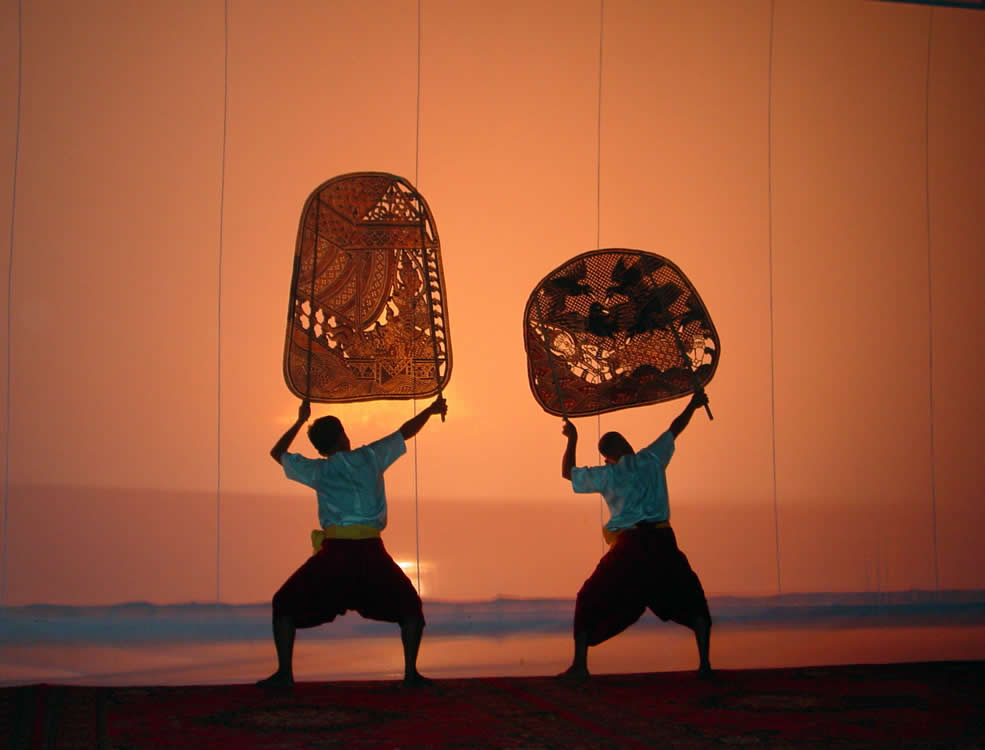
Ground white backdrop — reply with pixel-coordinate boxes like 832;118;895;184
1;0;983;606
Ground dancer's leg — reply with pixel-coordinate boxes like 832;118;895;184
256;614;296;688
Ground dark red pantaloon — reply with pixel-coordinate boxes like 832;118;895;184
574;525;710;646
272;537;423;629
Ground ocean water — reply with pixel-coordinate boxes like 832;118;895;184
2;593;984;686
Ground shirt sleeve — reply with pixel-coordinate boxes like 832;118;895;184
281;452;320;488
571;464;610;494
365;431;407;472
638;430;675;468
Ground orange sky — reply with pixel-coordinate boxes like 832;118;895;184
0;0;983;606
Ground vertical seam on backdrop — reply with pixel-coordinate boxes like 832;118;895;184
596;0;603;253
215;0;230;604
767;0;781;594
415;0;422;192
413;0;423;593
596;0;605;554
2;0;23;607
923;8;939;593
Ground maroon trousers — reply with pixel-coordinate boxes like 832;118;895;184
272;537;423;629
574;525;710;647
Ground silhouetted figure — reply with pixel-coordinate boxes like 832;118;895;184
676;294;707;329
543;260;592;315
627;283;681;337
558;389;713;681
604;254;666;300
586;301;631;338
257;395;447;689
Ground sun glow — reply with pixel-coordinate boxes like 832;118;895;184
275;386;467;430
395;560;434;596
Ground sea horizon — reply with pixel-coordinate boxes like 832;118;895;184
3;589;983;644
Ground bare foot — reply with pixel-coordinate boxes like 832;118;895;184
555;665;590;683
256;671;294;689
401;671;435;688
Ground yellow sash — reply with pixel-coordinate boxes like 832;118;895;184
603;520;670;546
311;525;381;554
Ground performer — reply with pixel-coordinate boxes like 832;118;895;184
257;395;447;689
558;389;713;680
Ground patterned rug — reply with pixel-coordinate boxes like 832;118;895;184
3;661;983;749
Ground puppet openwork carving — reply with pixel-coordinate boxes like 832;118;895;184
283;173;451;402
524;249;718;417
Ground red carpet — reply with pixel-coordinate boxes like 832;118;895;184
3;661;983;749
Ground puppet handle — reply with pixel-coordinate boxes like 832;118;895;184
419;216;445;421
532;289;569;421
668;321;713;421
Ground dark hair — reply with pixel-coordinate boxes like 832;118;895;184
598;431;632;461
308;416;344;454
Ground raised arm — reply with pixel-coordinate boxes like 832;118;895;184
561;419;578;480
271;399;311;464
669;389;709;439
399;396;448;441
